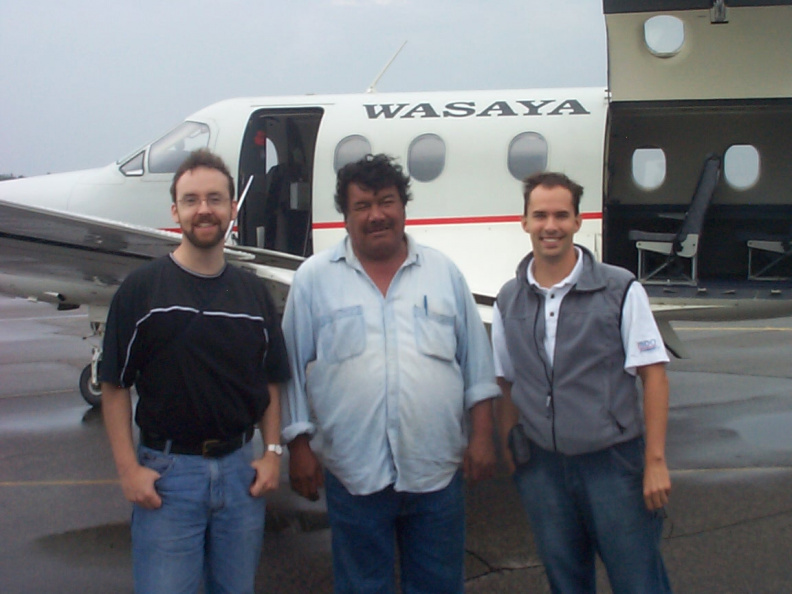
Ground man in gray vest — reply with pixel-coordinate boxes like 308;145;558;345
492;172;672;593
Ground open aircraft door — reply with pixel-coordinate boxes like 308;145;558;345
602;1;792;298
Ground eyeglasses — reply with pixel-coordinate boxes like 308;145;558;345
177;195;231;209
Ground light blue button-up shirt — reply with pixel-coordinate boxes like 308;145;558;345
281;235;498;495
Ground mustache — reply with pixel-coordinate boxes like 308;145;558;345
194;213;219;224
365;221;392;233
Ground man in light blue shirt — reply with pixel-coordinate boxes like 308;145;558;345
281;154;498;593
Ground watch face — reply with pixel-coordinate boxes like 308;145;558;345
268;444;283;455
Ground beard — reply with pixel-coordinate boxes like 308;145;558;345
181;214;228;249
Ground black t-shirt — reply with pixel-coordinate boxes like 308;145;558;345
100;255;290;443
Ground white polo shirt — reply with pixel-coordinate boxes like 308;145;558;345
492;248;669;381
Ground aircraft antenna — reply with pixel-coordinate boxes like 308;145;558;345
366;41;407;94
226;174;255;245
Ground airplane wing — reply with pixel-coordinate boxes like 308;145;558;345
0;199;297;312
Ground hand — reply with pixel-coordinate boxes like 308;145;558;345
643;458;671;510
500;444;516;476
463;432;496;483
250;452;281;497
288;435;323;501
119;464;162;509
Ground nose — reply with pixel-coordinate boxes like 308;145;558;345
196;198;213;214
368;202;386;221
544;215;559;232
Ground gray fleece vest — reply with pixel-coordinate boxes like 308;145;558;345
496;246;642;455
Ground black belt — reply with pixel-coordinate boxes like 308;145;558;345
141;427;255;458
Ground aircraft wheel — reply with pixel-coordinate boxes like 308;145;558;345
79;364;102;407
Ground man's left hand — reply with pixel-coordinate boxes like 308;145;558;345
464;434;496;482
250;452;281;497
643;458;671;510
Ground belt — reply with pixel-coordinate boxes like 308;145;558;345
140;427;255;458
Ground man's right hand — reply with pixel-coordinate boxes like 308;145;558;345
288;434;323;501
119;464;162;509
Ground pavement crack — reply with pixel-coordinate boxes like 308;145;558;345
464;548;544;581
665;506;792;540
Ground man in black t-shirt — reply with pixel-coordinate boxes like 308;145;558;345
100;149;290;594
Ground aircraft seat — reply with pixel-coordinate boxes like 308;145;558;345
742;228;792;280
628;153;721;285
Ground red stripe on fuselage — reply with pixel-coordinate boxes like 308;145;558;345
162;212;602;234
311;212;602;230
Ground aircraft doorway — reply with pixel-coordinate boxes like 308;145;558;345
237;108;323;257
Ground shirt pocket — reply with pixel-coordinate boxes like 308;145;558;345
318;305;366;363
413;306;456;362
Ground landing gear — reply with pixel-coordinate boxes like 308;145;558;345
78;330;104;407
79;363;102;407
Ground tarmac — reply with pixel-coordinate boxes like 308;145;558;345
1;294;791;593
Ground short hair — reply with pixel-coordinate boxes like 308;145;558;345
334;154;411;216
170;148;235;203
522;172;583;216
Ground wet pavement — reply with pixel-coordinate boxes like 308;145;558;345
1;295;791;592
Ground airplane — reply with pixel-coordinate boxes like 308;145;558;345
2;0;792;406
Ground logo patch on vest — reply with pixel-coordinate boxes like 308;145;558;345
637;339;658;352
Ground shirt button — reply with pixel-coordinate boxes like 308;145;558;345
550;312;555;317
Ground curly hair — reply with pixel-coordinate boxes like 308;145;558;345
334;154;411;215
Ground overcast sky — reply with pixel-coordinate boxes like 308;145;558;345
0;0;607;177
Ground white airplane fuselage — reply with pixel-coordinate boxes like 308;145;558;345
0;88;607;305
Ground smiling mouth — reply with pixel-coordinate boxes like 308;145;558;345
367;226;391;235
194;218;219;229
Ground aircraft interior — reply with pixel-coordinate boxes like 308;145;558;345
237;109;322;258
604;99;792;293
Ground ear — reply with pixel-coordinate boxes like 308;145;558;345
520;215;530;233
171;202;179;224
574;213;582;233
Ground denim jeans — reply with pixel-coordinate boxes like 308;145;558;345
512;437;672;594
324;470;465;594
131;441;266;594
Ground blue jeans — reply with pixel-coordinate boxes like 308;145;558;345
131;441;266;594
324;470;465;594
512;437;671;594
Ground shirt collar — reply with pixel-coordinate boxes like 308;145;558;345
527;246;583;290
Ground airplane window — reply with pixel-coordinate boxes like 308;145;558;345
334;135;372;172
724;144;760;190
632;148;666;190
408;134;445;182
148;121;210;174
120;151;144;177
644;15;685;58
508;132;547;181
265;138;278;173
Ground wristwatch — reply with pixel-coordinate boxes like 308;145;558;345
266;443;283;456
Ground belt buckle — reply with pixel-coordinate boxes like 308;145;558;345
201;439;222;457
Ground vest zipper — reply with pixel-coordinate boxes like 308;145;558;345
548;388;557;451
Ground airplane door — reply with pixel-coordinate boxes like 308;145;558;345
602;0;792;284
236;108;323;257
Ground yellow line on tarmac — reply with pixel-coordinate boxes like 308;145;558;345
0;389;75;400
0;478;118;487
674;326;792;332
672;466;792;475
